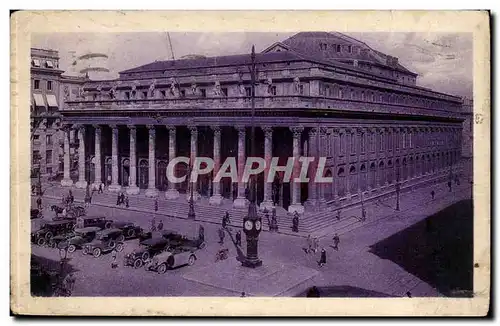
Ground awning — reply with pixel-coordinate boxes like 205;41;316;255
32;59;40;67
46;94;58;107
45;60;54;68
33;93;45;107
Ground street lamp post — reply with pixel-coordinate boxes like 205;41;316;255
241;45;263;268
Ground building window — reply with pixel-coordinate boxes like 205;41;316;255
360;133;366;153
47;80;52;91
270;86;277;96
200;89;207;98
125;92;130;99
299;84;304;95
396;133;400;150
245;87;251;97
32;59;40;67
336;44;341;53
381;133;385;151
33;134;40;141
369;133;375;153
221;88;228;97
160;90;166;98
46;134;52;145
180;90;186;97
32;150;40;165
339;133;345;155
46;166;53;175
348;45;352;53
142;91;148;99
350;89;355;100
339;88;344;98
34;80;40;90
45;60;54;68
361;91;365;101
46;150;52;165
350;133;355;154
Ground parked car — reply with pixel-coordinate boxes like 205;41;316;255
82;228;126;258
161;230;206;251
75;216;113;230
145;247;198;274
48;232;76;249
63;226;101;253
31;220;75;246
111;221;144;240
124;237;170;268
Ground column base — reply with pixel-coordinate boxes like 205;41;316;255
145;188;158;198
209;194;223;206
186;191;201;202
126;185;140;195
233;197;248;209
259;200;274;212
75;180;87;189
165;189;180;200
288;203;304;214
108;184;122;192
61;179;73;187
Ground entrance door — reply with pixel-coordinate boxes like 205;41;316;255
105;157;112;185
157;160;167;192
122;158;130;187
138;159;148;189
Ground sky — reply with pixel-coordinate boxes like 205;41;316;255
32;32;473;98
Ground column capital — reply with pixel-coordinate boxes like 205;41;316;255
92;124;101;130
109;124;118;130
262;125;273;135
319;126;328;136
355;127;364;135
235;126;245;137
290;125;304;137
167;125;176;132
308;127;318;137
127;124;136;130
188;125;198;135
211;125;221;136
146;124;156;130
331;127;340;135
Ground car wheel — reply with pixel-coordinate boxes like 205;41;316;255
108;240;116;250
49;240;56;248
157;263;167;274
93;248;101;258
188;255;196;266
116;243;124;252
133;259;143;269
36;237;45;246
105;222;112;229
141;252;150;261
67;244;76;253
117;235;125;242
45;231;53;241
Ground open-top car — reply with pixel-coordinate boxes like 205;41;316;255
82;228;125;258
75;216;113;230
63;226;101;253
111;221;144;240
124;237;170;268
145;246;198;274
31;220;75;246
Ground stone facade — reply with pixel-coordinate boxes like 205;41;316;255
58;32;466;213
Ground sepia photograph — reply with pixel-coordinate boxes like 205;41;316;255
10;10;490;316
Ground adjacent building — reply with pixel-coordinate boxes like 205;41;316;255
59;32;467;214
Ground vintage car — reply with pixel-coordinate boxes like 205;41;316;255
63;226;101;253
75;216;113;230
82;228;125;258
48;232;76;248
31;208;43;219
65;205;86;219
124;237;170;268
31;220;75;246
161;230;206;251
145;247;197;273
111;221;144;239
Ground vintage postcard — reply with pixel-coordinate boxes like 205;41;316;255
10;10;490;316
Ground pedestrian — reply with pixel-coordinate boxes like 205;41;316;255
154;198;158;212
235;230;242;246
61;195;66;206
222;214;227;229
431;190;435;200
111;249;118;269
336;209;341;221
107;175;111;186
271;213;278;232
448;181;452;192
241;292;246;298
361;207;367;222
68;189;73;198
36;196;42;210
150;218;156;232
303;234;312;254
332;233;340;251
116;193;121;206
157;220;164;231
218;228;225;244
317;248;327;267
98;182;103;194
292;212;299;233
198;225;205;243
265;211;271;230
312;237;319;253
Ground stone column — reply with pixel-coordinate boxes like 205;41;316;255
92;125;102;188
356;127;363;196
209;126;223;205
187;125;200;201
126;125;140;194
288;126;304;214
260;126;274;211
61;125;73;187
108;125;121;192
165;125;180;199
332;128;339;202
75;125;87;189
233;126;247;209
305;127;319;211
145;125;158;197
318;126;328;206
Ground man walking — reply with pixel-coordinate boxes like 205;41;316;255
292;212;299;233
332;233;340;251
157;220;164;231
199;225;205;243
125;195;129;208
361;207;367;222
111;249;118;269
235;230;242;247
317;248;327;267
271;213;278;232
98;182;103;194
336;209;341;221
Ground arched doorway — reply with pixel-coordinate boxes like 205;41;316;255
349;165;357;194
105;157;112;185
360;164;367;192
378;161;385;186
157;160;168;192
138;159;148;189
369;162;376;190
122;158;130;187
337;167;346;197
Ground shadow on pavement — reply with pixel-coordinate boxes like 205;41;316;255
368;199;473;297
296;285;392;297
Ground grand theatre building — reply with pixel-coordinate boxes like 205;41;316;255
60;32;465;214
